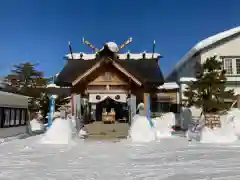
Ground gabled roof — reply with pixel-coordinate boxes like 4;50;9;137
56;44;164;87
167;26;240;79
71;58;143;86
55;58;164;87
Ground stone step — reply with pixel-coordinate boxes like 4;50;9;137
86;122;129;139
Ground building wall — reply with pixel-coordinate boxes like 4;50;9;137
167;55;200;83
169;34;240;129
178;35;240;103
0;91;29;129
201;34;240;95
201;34;240;63
177;55;201;80
177;55;200;103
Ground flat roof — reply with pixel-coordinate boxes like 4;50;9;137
0;91;29;108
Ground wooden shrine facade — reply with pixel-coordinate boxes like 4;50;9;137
55;42;165;122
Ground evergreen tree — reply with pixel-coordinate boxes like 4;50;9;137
184;56;234;114
3;62;69;119
4;62;46;91
38;93;70;119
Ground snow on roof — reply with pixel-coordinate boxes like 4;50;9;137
65;52;160;60
168;26;240;78
47;83;60;88
158;82;179;89
179;77;197;82
0;91;30;99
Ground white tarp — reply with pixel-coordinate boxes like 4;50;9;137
89;94;127;103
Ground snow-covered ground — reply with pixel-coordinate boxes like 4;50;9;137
1;135;240;179
2;111;240;179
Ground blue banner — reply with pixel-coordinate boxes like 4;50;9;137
48;95;55;128
145;93;154;128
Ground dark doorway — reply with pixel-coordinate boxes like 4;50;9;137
95;98;128;122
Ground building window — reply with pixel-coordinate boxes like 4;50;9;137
16;109;20;125
223;58;240;75
10;109;15;126
21;109;26;125
4;108;10;127
236;59;240;74
224;58;233;74
0;108;2;128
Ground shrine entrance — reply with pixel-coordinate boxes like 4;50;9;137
89;93;129;124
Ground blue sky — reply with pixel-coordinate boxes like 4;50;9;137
0;0;239;77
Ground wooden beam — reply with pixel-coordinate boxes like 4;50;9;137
144;93;150;117
71;93;76;116
237;95;240;109
72;60;102;86
111;59;142;86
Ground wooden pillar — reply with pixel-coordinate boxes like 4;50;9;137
237;95;240;109
76;94;82;119
143;93;151;119
75;94;82;131
71;93;76;116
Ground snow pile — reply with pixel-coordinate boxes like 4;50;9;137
78;128;88;139
66;115;76;130
40;118;73;144
186;123;203;141
200;125;238;144
71;117;76;128
29;119;45;132
153;112;175;138
128;115;156;142
200;109;240;143
226;108;240;136
187;112;238;143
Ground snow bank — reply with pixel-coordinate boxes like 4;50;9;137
40;118;73;144
186;109;240;143
227;108;240;136
29;119;45;132
78;128;88;139
128;115;156;142
200;126;238;144
186;125;238;144
153;112;175;138
128;113;177;142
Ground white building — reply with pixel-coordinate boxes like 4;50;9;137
166;26;240;128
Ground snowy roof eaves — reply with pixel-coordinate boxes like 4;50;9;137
158;82;179;89
64;52;161;60
0;91;30;98
167;26;240;79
